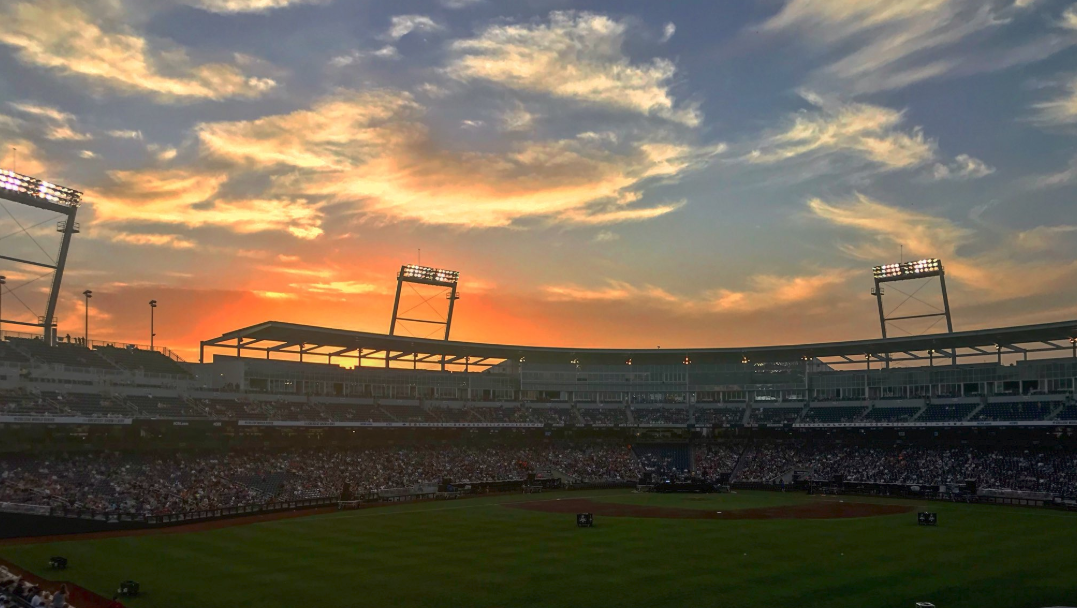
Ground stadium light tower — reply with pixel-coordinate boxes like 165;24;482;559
0;169;82;345
871;258;954;342
388;264;460;340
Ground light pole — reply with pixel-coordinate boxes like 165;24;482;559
149;299;157;350
82;290;92;345
0;276;5;338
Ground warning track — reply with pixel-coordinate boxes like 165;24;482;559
505;498;913;520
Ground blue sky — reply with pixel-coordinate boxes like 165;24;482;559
0;0;1075;356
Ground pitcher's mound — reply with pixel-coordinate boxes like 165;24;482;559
506;498;912;520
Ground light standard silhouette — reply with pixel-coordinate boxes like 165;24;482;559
82;290;92;345
149;300;157;350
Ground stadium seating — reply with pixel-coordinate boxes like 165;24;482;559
0;340;29;364
1056;404;1077;421
749;406;804;425
318;402;394;422
633;444;691;474
7;338;116;370
863;406;921;422
632;407;689;425
693;407;745;426
801;405;867;423
526;406;576;424
578;407;628;425
475;405;534;424
125;394;205;418
972;401;1057;421
916;402;979;422
41;391;131;417
381;403;430;422
196;398;269;420
95;345;191;376
426;405;483;423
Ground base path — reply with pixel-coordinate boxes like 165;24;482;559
506;498;913;520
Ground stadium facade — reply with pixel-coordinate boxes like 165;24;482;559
0;319;1074;430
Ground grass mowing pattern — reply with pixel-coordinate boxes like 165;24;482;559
3;491;1076;608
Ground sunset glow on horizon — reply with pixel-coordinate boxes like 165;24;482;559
1;0;1076;361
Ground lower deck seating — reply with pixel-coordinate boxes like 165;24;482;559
197;398;269;420
864;406;921;422
633;444;691;474
802;406;867;423
319;402;393;422
632;407;689;425
918;402;978;422
476;406;533;424
42;391;130;416
973;401;1057;421
381;404;429;422
579;407;628;425
526;407;575;424
126;394;204;418
694;407;745;426
750;406;803;425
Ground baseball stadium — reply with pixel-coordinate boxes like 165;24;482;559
0;167;1076;608
3;2;1077;607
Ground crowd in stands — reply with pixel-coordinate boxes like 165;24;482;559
736;440;1077;496
633;408;689;425
1;566;71;608
694;444;742;479
0;445;644;516
5;439;1077;517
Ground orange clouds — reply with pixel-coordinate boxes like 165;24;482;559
90;168;324;238
0;0;275;101
749;94;936;170
807;193;1077;298
447;11;701;125
194;90;715;228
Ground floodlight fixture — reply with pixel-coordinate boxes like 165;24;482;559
872;258;943;281
0;170;83;344
399;264;459;286
870;258;954;355
389;263;461;362
0;169;82;207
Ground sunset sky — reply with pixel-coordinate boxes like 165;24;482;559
0;0;1076;361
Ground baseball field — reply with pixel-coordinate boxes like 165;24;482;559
3;490;1076;608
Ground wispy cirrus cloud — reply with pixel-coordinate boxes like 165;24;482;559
748;93;936;171
542;269;855;315
0;0;276;102
1062;4;1077;29
1025;154;1077;188
807;193;1077;297
102;230;198;250
191;0;327;14
931;154;995;180
762;0;1075;94
447;11;701;126
385;15;443;41
106;129;143;140
194;89;718;228
8;102;91;141
1032;75;1077;125
90;168;324;239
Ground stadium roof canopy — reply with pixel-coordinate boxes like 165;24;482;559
201;319;1077;368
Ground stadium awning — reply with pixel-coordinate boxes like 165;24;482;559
200;319;1077;367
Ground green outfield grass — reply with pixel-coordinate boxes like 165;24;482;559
4;490;1076;608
